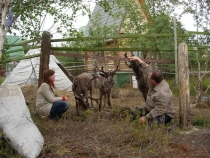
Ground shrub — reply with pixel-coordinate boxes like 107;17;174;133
192;115;210;127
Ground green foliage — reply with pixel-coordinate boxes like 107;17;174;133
82;0;188;67
55;32;86;76
164;74;210;96
192;115;210;127
6;0;111;41
181;0;209;32
190;75;210;96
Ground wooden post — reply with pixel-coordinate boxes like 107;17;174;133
178;42;191;129
173;16;178;84
38;31;53;87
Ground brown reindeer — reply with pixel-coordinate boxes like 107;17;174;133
72;73;94;111
96;60;120;111
124;53;148;101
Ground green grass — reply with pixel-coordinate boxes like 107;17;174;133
0;136;21;158
0;78;4;85
191;115;210;127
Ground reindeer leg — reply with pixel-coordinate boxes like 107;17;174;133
90;88;93;108
102;94;105;108
108;93;112;108
75;98;80;115
99;93;102;112
143;93;147;102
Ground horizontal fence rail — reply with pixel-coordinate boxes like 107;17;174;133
51;46;209;52
52;52;175;64
4;45;41;54
1;31;209;64
4;37;41;47
51;31;210;42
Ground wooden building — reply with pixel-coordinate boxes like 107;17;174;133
83;0;151;87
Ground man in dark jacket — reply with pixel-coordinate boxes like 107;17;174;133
129;56;175;125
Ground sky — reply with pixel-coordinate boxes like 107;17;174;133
44;3;198;39
10;2;198;39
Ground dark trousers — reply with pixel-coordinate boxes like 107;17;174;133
49;101;69;120
136;107;172;125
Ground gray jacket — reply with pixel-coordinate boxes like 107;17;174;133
140;62;175;119
36;83;62;117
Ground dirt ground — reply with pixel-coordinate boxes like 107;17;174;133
20;84;210;158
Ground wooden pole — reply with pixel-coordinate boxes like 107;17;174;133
173;16;178;84
178;42;191;129
38;31;53;87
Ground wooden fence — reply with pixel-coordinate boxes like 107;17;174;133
2;31;210;129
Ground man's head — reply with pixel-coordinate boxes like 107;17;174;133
149;70;163;86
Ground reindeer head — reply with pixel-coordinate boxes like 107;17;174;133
99;60;119;75
124;52;142;78
124;52;136;67
72;84;90;111
96;60;120;92
74;95;90;111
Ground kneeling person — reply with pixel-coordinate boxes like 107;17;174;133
36;69;69;122
129;56;175;125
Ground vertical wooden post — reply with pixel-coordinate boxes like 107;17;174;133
178;42;191;129
38;31;53;87
173;16;178;84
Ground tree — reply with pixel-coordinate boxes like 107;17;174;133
0;0;109;60
180;0;210;103
84;0;188;66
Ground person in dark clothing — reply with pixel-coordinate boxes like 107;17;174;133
129;56;175;125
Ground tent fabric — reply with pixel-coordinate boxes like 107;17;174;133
2;49;72;91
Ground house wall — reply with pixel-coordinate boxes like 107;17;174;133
84;40;134;73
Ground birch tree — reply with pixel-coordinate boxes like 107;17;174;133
182;0;210;102
0;0;9;60
0;0;109;60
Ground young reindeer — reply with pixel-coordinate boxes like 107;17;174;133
96;60;120;111
72;73;94;111
124;52;148;101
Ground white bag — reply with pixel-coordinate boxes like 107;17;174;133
0;84;44;158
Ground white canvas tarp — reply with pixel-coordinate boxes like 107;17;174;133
2;49;72;91
0;84;44;158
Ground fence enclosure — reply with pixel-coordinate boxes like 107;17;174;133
1;31;210;129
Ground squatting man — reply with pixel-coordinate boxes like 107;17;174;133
129;56;175;125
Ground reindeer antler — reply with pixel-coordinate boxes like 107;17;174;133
111;59;120;73
100;65;106;74
124;52;131;68
87;74;98;88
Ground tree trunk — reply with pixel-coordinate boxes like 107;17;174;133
0;0;9;59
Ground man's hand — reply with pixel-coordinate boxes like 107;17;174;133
129;56;143;64
139;116;147;123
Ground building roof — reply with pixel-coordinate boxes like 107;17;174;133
84;1;125;37
84;0;151;38
79;26;86;33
